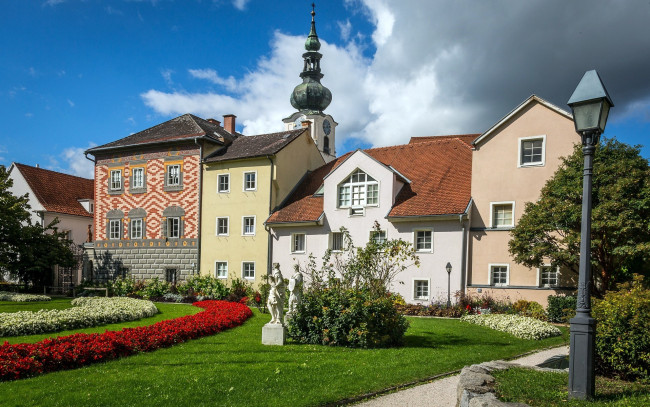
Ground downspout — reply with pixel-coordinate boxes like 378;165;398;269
266;155;274;277
460;214;467;295
194;138;203;276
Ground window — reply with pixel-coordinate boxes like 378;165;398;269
331;232;344;251
110;170;122;191
167;217;180;238
216;217;229;236
242;216;255;235
130;219;143;239
167;164;181;186
165;269;177;284
540;265;559;287
491;202;514;228
243;171;256;191
217;174;230;193
215;262;228;279
414;280;429;300
415;230;433;252
519;136;545;166
242;262;255;279
338;169;379;208
370;230;387;244
131;167;145;189
109;219;121;240
490;264;509;286
292;233;306;253
89;202;94;214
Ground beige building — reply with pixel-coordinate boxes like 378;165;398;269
466;95;580;306
199;127;325;288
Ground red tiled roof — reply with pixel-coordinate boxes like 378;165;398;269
409;134;479;147
204;129;307;163
13;163;94;218
267;137;472;224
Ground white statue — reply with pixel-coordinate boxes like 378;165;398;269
267;265;285;324
286;270;303;323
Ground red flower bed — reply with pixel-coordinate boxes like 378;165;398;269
0;300;252;381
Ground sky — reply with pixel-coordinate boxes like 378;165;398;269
1;0;649;179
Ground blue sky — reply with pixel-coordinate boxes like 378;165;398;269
1;0;649;178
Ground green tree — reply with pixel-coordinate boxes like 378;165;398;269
508;138;650;295
0;166;74;286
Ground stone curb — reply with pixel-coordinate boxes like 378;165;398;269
456;361;567;407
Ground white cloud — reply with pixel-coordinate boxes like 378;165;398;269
161;69;174;87
338;19;352;42
0;145;7;164
232;0;250;11
188;69;238;92
60;144;96;178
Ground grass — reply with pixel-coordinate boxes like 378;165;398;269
0;306;568;407
494;368;650;406
0;299;201;344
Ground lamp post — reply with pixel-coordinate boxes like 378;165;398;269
446;262;452;308
566;70;613;400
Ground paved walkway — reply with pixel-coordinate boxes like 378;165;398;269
354;345;569;407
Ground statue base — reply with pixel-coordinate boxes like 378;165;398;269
262;323;287;346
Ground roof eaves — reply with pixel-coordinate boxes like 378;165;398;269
473;95;572;146
86;134;222;155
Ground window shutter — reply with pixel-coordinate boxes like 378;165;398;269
127;219;131;239
142;219;147;239
119;220;123;239
106;220;110;240
179;170;184;187
180;218;184;238
161;218;168;238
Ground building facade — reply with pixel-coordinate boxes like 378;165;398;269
85;114;237;282
466;95;580;305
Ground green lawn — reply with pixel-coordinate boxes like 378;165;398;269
0;298;75;313
494;367;650;406
0;306;568;407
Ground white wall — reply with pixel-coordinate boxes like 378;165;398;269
8;165;45;226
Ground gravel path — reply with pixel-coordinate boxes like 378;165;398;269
353;345;569;407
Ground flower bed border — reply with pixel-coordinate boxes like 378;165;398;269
0;300;252;381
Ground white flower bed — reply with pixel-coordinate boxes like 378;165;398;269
0;297;158;337
461;313;561;340
0;291;51;302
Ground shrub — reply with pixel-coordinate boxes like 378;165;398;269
0;292;50;302
592;274;650;382
288;289;409;348
396;302;464;318
139;278;171;299
177;276;230;300
546;295;576;323
461;314;561;340
108;277;136;297
512;299;547;321
225;278;251;303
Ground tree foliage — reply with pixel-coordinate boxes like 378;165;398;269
508;138;650;294
0;166;74;286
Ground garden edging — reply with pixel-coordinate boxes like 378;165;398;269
456;361;567;407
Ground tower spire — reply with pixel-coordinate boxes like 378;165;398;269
290;4;332;114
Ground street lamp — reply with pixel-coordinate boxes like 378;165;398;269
566;69;613;400
446;262;452;308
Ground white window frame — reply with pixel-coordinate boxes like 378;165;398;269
167;217;181;238
337;169;379;208
489;263;510;286
330;232;344;252
110;170;122;191
489;201;515;228
538;264;560;288
413;278;430;301
518;135;546;167
109;219;121;240
215;261;228;279
130;218;143;239
216;216;229;236
131;167;145;189
166;164;181;186
217;173;230;193
243;171;257;191
291;233;306;254
242;216;256;236
369;230;387;244
413;229;433;252
242;261;255;280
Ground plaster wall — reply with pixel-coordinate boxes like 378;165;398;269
43;212;93;246
7;166;45;226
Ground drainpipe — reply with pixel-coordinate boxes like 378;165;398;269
195;138;203;276
459;214;467;296
266;155;274;277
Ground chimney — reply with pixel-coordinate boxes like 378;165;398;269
301;120;311;129
223;114;236;134
207;118;221;127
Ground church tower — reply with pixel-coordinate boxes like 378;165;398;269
283;4;337;162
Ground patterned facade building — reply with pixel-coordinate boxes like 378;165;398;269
85;114;237;282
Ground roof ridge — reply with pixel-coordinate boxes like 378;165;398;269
14;162;93;181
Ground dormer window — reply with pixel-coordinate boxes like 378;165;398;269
337;169;379;208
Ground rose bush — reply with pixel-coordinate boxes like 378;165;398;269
0;297;158;337
461;314;561;340
0;300;252;381
0;292;51;302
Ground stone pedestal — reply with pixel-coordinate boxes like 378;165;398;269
262;323;286;346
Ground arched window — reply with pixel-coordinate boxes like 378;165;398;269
323;136;330;154
162;206;185;239
337;169;379;208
